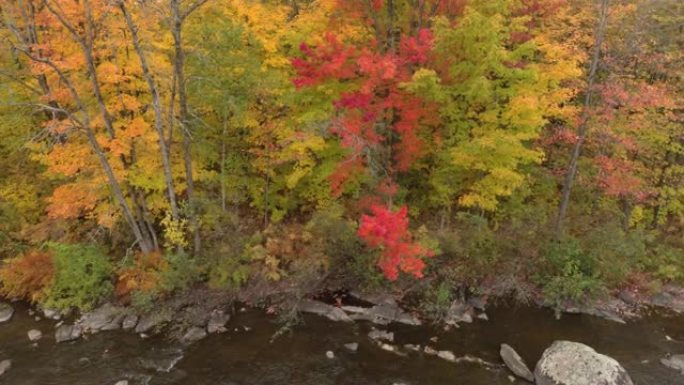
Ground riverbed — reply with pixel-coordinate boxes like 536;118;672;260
1;302;683;385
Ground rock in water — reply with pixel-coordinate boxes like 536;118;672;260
55;324;82;343
114;381;129;385
79;303;125;333
207;309;231;333
298;299;353;322
27;329;43;342
535;341;634;385
0;360;11;376
326;350;335;359
344;342;359;352
660;354;684;374
181;326;207;345
0;303;14;323
500;344;534;382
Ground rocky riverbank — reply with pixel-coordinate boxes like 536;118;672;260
1;283;684;383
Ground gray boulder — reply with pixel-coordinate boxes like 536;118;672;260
0;359;11;376
0;303;14;323
79;303;125;333
55;324;82;343
368;329;394;342
298;299;353;322
500;344;534;382
349;303;421;326
207;309;231;333
27;329;43;342
444;299;473;325
535;341;633;385
122;314;139;330
660;354;684;374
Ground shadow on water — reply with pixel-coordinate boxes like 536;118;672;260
1;302;683;385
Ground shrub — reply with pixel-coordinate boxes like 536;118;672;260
42;243;113;311
537;238;605;306
116;251;167;303
0;249;54;302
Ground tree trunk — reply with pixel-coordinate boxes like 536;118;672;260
171;0;201;255
119;1;181;222
554;0;610;237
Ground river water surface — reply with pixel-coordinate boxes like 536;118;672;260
1;303;683;385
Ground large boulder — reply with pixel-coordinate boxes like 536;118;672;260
535;341;633;385
660;354;684;374
0;303;14;323
500;344;534;382
78;303;125;333
55;324;82;343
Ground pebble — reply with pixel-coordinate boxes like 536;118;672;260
326;350;335;359
27;329;42;341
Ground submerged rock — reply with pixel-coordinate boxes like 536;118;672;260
0;359;11;376
55;324;82;343
0;303;14;323
207;309;231;333
500;344;534;382
534;341;633;385
181;326;207;345
437;350;456;362
27;329;43;342
368;329;394;342
298;299;352;322
79;303;125;333
344;342;359;352
350;303;421;326
325;350;335;359
139;348;184;373
660;354;684;374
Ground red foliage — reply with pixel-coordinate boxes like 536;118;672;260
357;205;434;280
0;250;55;302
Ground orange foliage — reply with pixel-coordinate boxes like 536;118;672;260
115;252;168;303
0;250;55;303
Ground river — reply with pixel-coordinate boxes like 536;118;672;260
1;302;683;385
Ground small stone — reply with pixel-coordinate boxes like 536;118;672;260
34;316;41;322
429;336;438;342
368;329;394;342
42;308;60;320
0;303;14;323
243;326;252;332
424;346;438;355
0;360;11;376
508;375;516;382
78;357;90;365
344;342;359;352
437;350;456;362
477;312;489;321
27;329;43;342
326;350;335;359
404;344;421;351
380;343;395;352
114;381;129;385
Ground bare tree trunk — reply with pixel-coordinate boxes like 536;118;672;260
119;1;181;221
170;0;206;255
554;0;610;237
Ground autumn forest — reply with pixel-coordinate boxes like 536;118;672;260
0;0;682;313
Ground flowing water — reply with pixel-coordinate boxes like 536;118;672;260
1;302;683;385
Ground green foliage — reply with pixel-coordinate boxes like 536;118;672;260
537;238;605;306
42;243;113;312
208;253;251;289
